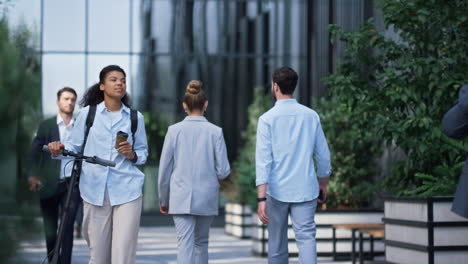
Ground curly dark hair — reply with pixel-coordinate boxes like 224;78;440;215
80;65;131;107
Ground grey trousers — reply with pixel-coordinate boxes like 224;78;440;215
173;215;215;264
82;192;142;264
267;195;318;264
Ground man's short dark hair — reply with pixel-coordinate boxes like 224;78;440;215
57;87;77;100
272;67;298;95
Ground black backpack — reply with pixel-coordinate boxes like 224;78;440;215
81;104;138;153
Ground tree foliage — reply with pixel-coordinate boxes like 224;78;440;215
0;17;41;261
316;97;381;208
323;0;468;196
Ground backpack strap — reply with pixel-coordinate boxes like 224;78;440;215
81;105;137;158
72;104;97;181
82;104;97;154
130;109;138;152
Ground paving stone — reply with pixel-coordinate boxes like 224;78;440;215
13;226;355;264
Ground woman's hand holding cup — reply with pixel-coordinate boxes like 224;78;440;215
116;131;135;160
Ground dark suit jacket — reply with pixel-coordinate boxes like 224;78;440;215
442;84;468;218
28;116;61;199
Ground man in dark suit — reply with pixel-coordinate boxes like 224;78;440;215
442;84;468;219
28;87;82;263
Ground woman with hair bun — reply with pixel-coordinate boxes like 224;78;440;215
158;80;230;264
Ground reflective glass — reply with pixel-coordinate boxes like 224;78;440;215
43;0;85;51
88;0;130;52
42;54;85;116
87;55;131;93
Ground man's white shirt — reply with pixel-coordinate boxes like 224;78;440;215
57;114;74;179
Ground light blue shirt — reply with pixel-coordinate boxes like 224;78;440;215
65;102;148;206
255;99;331;203
158;116;230;215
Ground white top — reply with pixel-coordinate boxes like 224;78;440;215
64;102;148;206
56;114;74;179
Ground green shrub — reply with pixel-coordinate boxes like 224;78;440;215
316;97;381;208
323;0;468;196
403;159;464;197
224;86;271;210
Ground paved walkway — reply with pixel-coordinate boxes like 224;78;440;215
13;226;353;264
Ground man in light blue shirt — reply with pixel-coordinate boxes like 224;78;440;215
256;67;331;264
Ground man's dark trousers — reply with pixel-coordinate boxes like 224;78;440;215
29;117;82;263
40;179;80;263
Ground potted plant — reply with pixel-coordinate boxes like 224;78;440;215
323;0;468;263
223;86;271;238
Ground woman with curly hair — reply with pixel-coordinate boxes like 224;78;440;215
49;65;148;264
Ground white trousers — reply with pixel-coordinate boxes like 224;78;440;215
82;191;142;264
173;215;215;264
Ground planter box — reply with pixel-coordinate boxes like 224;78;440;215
251;209;384;258
224;203;253;238
383;196;468;264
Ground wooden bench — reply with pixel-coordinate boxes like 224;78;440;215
332;223;384;264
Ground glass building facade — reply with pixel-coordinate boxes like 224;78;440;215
4;0;384;210
139;0;382;158
6;0;383;158
4;0;144;116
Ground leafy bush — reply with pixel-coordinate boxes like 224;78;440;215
404;159;464;197
316;97;381;208
323;0;468;196
223;86;271;210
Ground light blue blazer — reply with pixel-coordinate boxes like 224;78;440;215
158;116;230;216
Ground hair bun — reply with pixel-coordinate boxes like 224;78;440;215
187;80;202;94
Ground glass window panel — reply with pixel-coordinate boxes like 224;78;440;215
246;1;259;19
290;0;306;56
150;55;175;117
88;0;130;52
4;0;41;39
206;1;219;54
42;54;85;116
151;0;172;53
132;0;142;53
87;55;131;94
130;55;142;107
43;0;85;52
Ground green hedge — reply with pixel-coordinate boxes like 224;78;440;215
316;97;381;208
323;0;468;196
